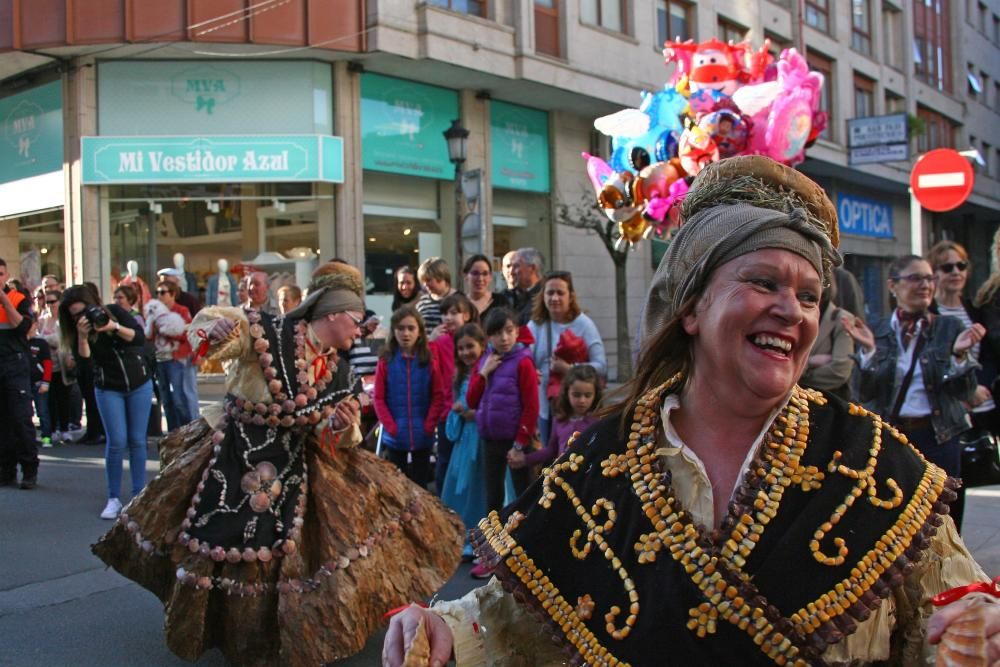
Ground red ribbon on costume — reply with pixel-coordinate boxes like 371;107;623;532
318;425;340;459
931;576;1000;606
383;602;428;620
305;336;328;384
192;328;211;364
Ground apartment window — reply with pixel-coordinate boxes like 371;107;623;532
883;4;904;68
885;90;905;113
983;141;994;179
980;71;991;106
914;0;952;92
978;2;988;33
581;0;625;32
535;0;561;57
854;74;875;118
852;0;872;55
995;82;1000;112
766;32;791;59
915;106;955;152
718;17;747;43
994;14;999;43
968;65;983;98
427;0;485;16
805;0;829;33
657;0;691;44
807;51;834;141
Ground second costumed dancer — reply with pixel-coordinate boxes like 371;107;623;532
93;261;464;666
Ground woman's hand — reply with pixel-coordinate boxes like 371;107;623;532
331;398;360;431
208;318;237;343
479;353;501;378
841;315;875;353
807;353;832;368
927;594;1000;663
382;605;454;667
463;409;476;422
971;384;993;408
550;356;572;376
507;447;527;469
451;400;464;413
93;319;118;335
76;316;92;337
953;323;986;357
428;324;447;341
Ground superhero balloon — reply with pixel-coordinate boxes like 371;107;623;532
583;38;824;248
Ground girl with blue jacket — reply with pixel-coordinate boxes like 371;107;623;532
373;305;449;488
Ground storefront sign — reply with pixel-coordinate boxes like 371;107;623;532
847;113;909;166
0;81;63;184
490;101;550;192
360;73;457;179
98;61;333;136
81;135;344;184
836;193;893;239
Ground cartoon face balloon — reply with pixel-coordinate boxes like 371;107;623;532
678;125;720;176
698;109;748;159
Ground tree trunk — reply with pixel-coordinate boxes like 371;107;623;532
614;254;632;382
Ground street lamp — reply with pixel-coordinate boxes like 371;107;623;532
443;119;469;267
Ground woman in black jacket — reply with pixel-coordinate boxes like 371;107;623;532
60;285;153;520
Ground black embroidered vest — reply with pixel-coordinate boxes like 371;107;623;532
472;382;956;666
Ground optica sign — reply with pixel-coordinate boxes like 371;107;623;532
836;193;893;239
81;135;344;184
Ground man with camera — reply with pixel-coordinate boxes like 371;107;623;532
0;258;39;489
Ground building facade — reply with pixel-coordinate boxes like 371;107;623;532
1;0;998;377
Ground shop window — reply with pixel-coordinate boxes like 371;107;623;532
883;4;904;69
718;17;747;43
804;0;829;33
913;0;952;92
18;210;66;285
854;73;875;118
580;0;625;33
915;106;955;153
807;51;834;141
535;0;561;57
427;0;485;17
852;0;872;55
657;0;691;45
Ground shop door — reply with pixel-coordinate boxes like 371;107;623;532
110;208;157;285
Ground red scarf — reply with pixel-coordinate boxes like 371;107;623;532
895;308;932;349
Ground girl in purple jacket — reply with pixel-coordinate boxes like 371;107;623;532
509;364;602;472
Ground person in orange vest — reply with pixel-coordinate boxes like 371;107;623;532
0;258;39;489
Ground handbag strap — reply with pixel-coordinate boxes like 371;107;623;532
889;332;926;423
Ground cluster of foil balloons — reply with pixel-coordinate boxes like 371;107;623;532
584;38;827;249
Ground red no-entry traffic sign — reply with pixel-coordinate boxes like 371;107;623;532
910;148;975;212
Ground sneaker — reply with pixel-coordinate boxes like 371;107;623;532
469;562;494;579
19;477;36;490
41;437;52;448
100;497;123;520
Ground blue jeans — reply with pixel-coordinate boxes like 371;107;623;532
182;360;201;422
156;360;192;431
95;380;153;500
33;384;52;438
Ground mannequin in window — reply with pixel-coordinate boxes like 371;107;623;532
206;259;238;307
172;253;197;295
118;260;151;306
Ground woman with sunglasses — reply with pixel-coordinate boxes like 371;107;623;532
93;260;463;667
929;241;998;438
844;254;984;530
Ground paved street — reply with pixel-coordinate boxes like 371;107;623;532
1;378;998;666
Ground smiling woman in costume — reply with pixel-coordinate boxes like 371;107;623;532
93;261;463;667
384;157;999;666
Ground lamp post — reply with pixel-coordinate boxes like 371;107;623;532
443;119;469;269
